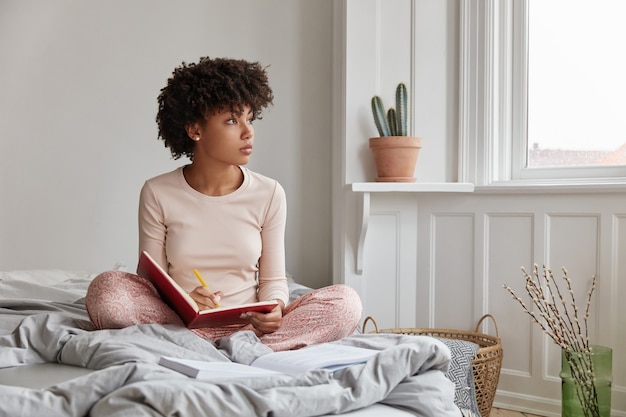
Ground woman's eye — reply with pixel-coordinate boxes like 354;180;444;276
226;118;236;125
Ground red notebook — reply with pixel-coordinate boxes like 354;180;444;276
137;251;278;329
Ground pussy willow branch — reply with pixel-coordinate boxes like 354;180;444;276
584;275;596;349
504;265;600;417
546;267;584;351
503;264;596;352
534;266;570;344
565;349;600;417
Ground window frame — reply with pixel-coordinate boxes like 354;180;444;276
459;0;626;187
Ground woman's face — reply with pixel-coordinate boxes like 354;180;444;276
194;105;255;166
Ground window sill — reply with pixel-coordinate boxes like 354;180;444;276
351;182;475;193
475;179;626;194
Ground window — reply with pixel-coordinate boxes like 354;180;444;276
527;0;626;169
459;0;626;185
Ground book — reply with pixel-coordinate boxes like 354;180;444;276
158;357;286;380
159;343;379;379
136;250;278;329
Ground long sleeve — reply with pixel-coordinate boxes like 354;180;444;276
138;181;168;271
257;181;289;305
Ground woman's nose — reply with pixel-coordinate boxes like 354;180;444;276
242;123;253;139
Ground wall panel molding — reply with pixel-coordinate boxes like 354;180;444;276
354;192;626;415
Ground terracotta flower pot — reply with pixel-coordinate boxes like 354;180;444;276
369;136;422;182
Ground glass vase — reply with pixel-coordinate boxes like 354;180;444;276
560;345;612;417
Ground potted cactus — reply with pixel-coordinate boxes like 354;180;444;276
370;82;422;182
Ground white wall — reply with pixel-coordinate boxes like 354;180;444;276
0;0;334;289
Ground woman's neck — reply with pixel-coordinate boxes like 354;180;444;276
183;163;243;196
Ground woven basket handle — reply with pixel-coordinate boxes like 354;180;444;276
475;313;499;337
361;316;380;334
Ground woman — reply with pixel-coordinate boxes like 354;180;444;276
85;57;362;351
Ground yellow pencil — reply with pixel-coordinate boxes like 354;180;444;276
193;269;219;307
193;269;208;287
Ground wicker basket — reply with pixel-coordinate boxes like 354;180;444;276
362;314;503;417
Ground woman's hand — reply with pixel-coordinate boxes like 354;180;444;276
188;286;223;310
242;300;284;334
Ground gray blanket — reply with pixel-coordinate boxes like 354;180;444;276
0;274;466;416
0;312;461;416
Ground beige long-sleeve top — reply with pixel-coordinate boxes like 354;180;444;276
138;166;289;307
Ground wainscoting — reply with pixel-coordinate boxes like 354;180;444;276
346;189;625;416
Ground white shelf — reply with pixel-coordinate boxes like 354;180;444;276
351;182;475;274
351;182;475;193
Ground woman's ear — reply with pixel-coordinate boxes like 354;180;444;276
186;123;201;141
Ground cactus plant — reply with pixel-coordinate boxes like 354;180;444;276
395;82;408;136
371;96;390;137
371;82;408;137
369;82;421;182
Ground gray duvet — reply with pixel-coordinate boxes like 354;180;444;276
0;274;465;417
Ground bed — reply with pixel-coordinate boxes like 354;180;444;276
0;268;480;417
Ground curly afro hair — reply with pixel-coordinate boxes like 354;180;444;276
156;57;274;160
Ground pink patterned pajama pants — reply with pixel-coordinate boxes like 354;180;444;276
85;271;362;351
